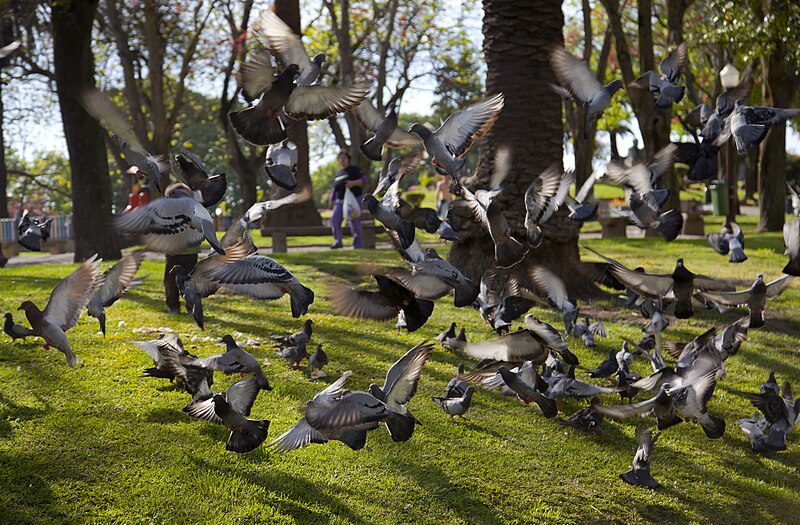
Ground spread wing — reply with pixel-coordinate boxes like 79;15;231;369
115;197;204;253
79;88;145;155
210;254;294;285
285;84;369;120
766;275;793;298
383;342;433;406
584;247;674;298
226;377;262;417
659;42;688;82
43;255;104;331
253;11;311;71
268;417;329;452
238;45;276;98
93;251;145;307
549;46;603;103
525;164;573;224
434;93;504;158
329;285;397;321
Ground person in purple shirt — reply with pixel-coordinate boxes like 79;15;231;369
328;150;367;249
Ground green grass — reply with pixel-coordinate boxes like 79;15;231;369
1;232;799;524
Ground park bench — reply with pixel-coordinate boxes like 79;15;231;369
596;200;628;238
261;214;377;253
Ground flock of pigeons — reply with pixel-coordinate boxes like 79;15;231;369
4;12;800;489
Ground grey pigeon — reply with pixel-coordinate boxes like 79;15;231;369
271;319;314;348
4;312;36;342
201;335;271;390
464;329;549;364
364;192;416;250
745;373;798;434
264;139;299;190
275;340;309;369
738;412;787;453
409;94;504;183
715;63;754;119
174;148;227;207
244;187;311;224
432;386;475;419
567;172;600;222
698;274;792;329
498;364;557;417
435;322;457;346
208;253;314;318
17;209;52;252
707;221;747;263
185;378;269;454
548;365;621;405
443;327;468;353
18;256;103;368
529;265;579;336
622;191;684;242
592;385;682;431
171;265;206;329
629;43;687;109
354;101;420;161
409;249;478;307
397;198;460;242
620;426;661;489
524;163;574;248
86;251;145;336
589;349;618;379
367;342;433;442
308;344;328;379
445;363;470;398
727;100;800;154
572;315;605;348
605;143;677;194
524;314;579;365
549;45;623;139
135;334;214;399
373;151;426;196
557;398;605;436
115;183;225;255
783;216;800;276
253;10;325;86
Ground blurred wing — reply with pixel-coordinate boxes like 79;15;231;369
529;265;570;311
384;342;433;406
210;255;294;285
696;289;752;308
285;84;369;120
490;146;512;189
605;162;651;194
549;46;603;103
383;269;452;300
183;398;224;425
226;378;262;417
80;88;145;154
660;42;687;82
238;46;276;98
353;99;384;132
329;285;397;321
435;93;504;158
43;255;103;331
306;392;389;431
575;172;598;203
584;247;674;298
254;11;312;71
766;275;793;298
94;250;145;307
592;396;657;420
269;417;329;452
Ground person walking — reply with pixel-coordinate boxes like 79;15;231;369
328;150;367;249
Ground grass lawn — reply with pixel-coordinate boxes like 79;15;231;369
1;231;799;524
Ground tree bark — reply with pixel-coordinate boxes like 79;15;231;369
0;81;7;218
266;0;322;227
449;0;592;297
52;0;121;261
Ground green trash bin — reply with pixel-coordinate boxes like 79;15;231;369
707;181;729;216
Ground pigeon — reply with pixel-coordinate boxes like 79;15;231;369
529;265;579;336
115;183;225;255
232;40;366;145
572;315;605;348
18;255;103;368
363;193;416;250
524;314;580;365
620;426;661;489
745;373;799;433
407;248;479;306
444;364;470;398
171;265;206;330
86;251;145;336
557;398;605;436
372;151;427;196
435;322;458;346
173;148;227;207
707;222;747;263
200;335;272;390
367;342;433;442
207;253;315;318
276;339;309;369
134;333;214;399
308;344;328;379
497;364;558;417
783;216;800;276
524;163;574;248
697;274;792;329
605;144;677;194
621;191;684;241
271;319;314;348
185;378;269;454
353;101;420;161
549;45;623;139
397;198;461;242
329;274;434;332
17;209;52;252
4;312;36;342
432;386;475;419
408;93;504;183
592;385;682;431
269;371;378;452
674;140;719;182
587;248;735;319
443;327;468;353
80;89;168;193
715;63;755;119
616;368;641;404
548;365;621;404
265;139;299;190
253;10;325;86
567;172;600;222
464;329;550;364
727;100;800;154
589;348;619;379
629;43;687;108
738;412;787;453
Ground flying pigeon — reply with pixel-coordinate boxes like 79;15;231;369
464;329;550;364
363;193;416;250
707;221;747;263
620;426;662;489
354;101;421;161
174;148;227;208
200;335;272;390
115;183;225;255
628;43;687;109
738;412;787;453
497;364;558;417
253;10;325;86
373;151;427;196
244;186;312;224
697;274;792;329
134;333;214;399
4;312;36;342
265;139;299;190
409;93;504;183
727;100;800;154
557;398;605;436
17;209;52;252
524;163;574;248
86;250;145;336
18;255;103;368
549;45;623;139
605;144;677;194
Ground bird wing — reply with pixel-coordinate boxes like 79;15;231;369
238;45;276;98
629;70;661;91
226;377;262;417
94;251;145;307
115;198;201;244
183;398;224;425
696;289;752;308
383;269;452;300
464;330;546;362
692;274;737;291
592;394;658;420
575;172;598;204
268;417;329;452
210;254;294;285
659;42;687;82
43;255;103;331
584;247;674;298
489;146;512;190
329;284;397;321
285;84;369;120
549;46;603;104
353;99;384;132
434;93;504;158
529;265;571;311
79;88;146;154
785;219;800;259
312;371;353;405
605;162;652;194
648;143;678;182
457;187;491;229
383;342;433;406
305;392;389;431
253;11;312;71
525;163;566;224
766;275;793;298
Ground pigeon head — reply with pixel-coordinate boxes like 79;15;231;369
367;383;384;400
18;301;39;314
675;258;684;267
408;123;432;139
211;393;227;406
285;63;301;78
311;53;325;67
4;312;11;320
220;334;236;346
385;104;397;118
305;319;314;327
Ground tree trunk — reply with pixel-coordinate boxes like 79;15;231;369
265;0;322;228
758;23;791;231
52;0;121;261
450;0;591;297
0;81;7;218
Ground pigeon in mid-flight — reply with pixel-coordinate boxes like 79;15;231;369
524;163;574;248
354;101;421;161
727;100;800;154
549;45;623;139
697;274;792;329
265;139;299;190
620;425;662;489
174;148;227;208
629;43;687;108
253;10;325;86
17;209;52;252
707;221;747;263
200;335;272;390
86;250;145;336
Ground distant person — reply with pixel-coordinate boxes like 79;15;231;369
161;183;201;313
328;150;367;249
435;175;454;220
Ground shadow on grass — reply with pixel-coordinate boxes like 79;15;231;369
0;392;50;439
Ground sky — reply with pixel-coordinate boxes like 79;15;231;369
6;2;800;171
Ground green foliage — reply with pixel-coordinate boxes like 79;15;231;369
310;158;340;207
1;229;799;523
6;149;73;214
